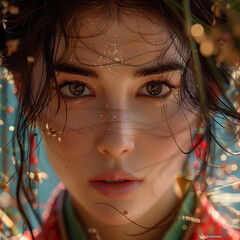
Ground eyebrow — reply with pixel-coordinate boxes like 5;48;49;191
133;62;184;78
54;63;98;78
54;61;184;78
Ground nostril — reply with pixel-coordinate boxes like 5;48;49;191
96;136;134;159
96;125;134;159
103;149;109;154
122;149;130;154
98;146;133;159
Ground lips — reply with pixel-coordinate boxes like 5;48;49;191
89;171;142;198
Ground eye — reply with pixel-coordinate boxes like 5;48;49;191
59;81;93;98
138;81;173;98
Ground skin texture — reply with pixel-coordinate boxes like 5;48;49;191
38;10;198;240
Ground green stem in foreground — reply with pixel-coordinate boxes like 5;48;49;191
183;0;206;111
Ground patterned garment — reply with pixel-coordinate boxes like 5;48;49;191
22;183;240;240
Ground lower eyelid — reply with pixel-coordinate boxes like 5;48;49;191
137;90;172;98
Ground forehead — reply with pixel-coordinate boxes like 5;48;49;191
56;10;180;66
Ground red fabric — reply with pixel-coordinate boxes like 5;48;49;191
31;184;240;240
190;194;240;240
35;184;65;240
193;134;207;161
29;133;39;165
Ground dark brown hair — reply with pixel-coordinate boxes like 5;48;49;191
0;0;239;238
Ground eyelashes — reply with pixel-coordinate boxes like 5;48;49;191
59;81;93;98
57;79;178;100
137;80;177;98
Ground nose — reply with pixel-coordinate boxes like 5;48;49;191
96;122;135;159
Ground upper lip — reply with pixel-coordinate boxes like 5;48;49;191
89;171;142;181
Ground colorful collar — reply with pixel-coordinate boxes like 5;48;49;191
64;189;195;240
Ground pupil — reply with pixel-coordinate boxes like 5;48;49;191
147;83;162;95
69;84;85;96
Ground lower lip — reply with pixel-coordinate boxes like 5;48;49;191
89;181;142;198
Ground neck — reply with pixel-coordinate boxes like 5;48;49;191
71;184;184;240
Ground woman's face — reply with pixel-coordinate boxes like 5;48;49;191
38;10;197;225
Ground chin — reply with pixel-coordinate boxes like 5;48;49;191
89;204;142;226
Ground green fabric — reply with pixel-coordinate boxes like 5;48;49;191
162;189;196;240
64;189;195;240
64;193;88;240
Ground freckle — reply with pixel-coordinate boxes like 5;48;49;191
65;166;68;169
123;210;128;215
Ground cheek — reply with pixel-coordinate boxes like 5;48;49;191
41;131;99;175
132;122;193;192
46;129;97;161
137;136;187;191
38;102;105;161
134;126;192;165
